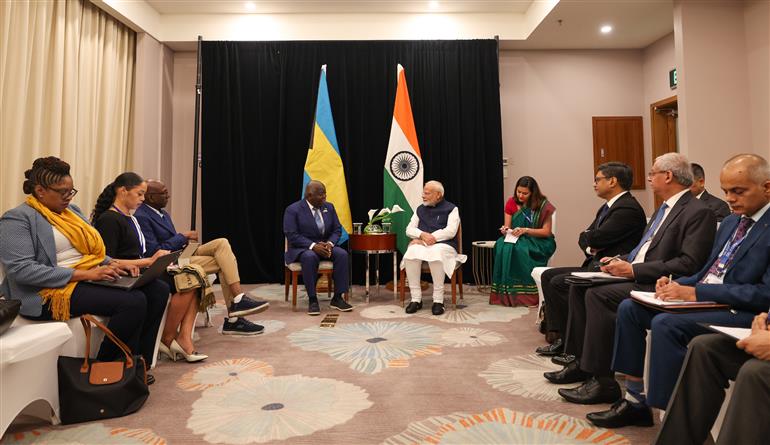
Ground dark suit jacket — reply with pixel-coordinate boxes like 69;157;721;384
134;204;187;255
629;191;717;283
283;200;342;264
578;192;647;269
678;210;770;313
699;190;731;222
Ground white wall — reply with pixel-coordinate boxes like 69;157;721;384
744;0;770;158
499;50;647;267
674;0;754;196
641;33;676;204
169;51;200;232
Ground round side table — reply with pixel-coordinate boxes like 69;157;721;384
472;240;496;293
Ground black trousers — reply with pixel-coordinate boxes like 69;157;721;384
31;280;169;366
564;280;652;371
541;266;583;334
655;334;770;445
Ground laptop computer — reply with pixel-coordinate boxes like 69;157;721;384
88;250;182;290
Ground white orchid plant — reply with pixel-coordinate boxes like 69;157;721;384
364;205;404;233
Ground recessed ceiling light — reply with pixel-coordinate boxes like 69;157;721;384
244;2;256;12
429;1;439;10
600;25;613;34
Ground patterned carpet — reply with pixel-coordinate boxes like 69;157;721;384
2;284;658;444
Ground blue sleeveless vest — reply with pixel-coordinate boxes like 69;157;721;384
416;199;458;251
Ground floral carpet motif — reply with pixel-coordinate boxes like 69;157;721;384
439;327;507;348
288;321;446;374
382;408;630;445
1;424;166;444
177;358;274;391
187;373;372;444
359;301;528;325
479;355;568;402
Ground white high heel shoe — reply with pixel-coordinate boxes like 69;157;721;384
170;339;208;363
158;342;178;361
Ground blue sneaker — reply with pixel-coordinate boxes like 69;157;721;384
228;295;269;317
222;317;264;336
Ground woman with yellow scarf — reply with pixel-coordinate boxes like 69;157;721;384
0;157;168;385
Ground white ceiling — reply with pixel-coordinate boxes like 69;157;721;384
504;0;674;50
103;0;674;50
145;0;535;15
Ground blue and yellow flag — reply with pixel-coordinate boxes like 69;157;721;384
303;65;352;243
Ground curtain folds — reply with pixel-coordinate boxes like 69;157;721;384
201;40;504;283
0;0;135;214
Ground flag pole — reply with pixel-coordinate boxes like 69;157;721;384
191;35;203;230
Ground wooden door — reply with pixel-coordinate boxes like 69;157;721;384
592;116;645;189
650;96;678;208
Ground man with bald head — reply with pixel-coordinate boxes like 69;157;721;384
283;180;351;315
135;180;269;336
586;154;770;429
402;180;466;316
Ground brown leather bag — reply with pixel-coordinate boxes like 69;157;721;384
57;314;149;424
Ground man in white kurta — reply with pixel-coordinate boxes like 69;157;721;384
402;181;467;315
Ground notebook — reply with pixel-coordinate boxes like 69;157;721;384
88;250;182;290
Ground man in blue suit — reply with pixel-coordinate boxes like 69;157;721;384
586;153;770;428
135;180;269;336
283;180;352;315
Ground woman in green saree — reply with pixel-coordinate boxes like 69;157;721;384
490;176;556;306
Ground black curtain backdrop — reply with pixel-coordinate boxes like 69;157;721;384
200;40;504;284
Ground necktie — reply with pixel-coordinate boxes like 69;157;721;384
627;203;668;262
313;208;324;235
702;217;754;279
596;204;610;227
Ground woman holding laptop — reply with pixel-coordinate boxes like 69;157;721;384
0;157;167;383
92;172;206;363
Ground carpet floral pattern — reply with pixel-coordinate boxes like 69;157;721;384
1;284;655;444
2;424;166;444
479;354;569;402
187;373;372;443
383;408;630;445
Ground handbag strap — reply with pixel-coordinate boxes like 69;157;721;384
78;314;135;373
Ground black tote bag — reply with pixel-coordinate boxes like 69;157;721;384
57;314;149;424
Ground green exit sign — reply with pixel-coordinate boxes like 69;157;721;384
669;68;678;90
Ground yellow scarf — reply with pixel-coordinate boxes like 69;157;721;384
26;196;106;320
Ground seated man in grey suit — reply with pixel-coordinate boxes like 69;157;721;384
654;312;770;445
691;162;731;222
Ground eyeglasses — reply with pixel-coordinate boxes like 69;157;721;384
47;186;78;199
594;175;609;184
647;170;667;178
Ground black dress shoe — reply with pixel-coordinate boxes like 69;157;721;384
544;360;590;384
535;338;563;356
405;301;423;314
551;353;576;366
431;302;445;315
558;377;621;405
307;301;321;316
587;399;654;428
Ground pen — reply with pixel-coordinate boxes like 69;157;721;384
668;274;673;283
600;255;621;265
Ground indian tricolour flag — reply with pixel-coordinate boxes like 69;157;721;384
384;64;423;253
304;65;352;243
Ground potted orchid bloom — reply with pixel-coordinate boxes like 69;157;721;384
364;205;404;234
